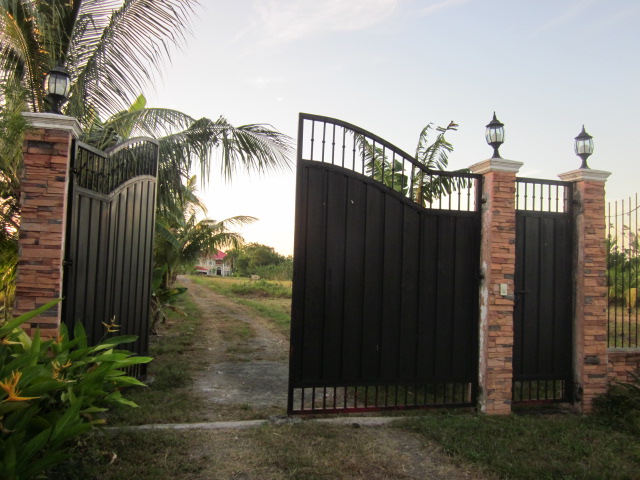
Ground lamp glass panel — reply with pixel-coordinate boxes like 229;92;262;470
46;73;70;96
485;126;504;144
575;138;594;155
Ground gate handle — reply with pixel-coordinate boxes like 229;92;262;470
515;290;528;294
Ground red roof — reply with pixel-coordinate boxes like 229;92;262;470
213;250;227;260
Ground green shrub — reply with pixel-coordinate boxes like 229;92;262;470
594;370;640;435
0;300;152;479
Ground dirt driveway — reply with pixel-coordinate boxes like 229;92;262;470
171;276;488;480
179;276;289;417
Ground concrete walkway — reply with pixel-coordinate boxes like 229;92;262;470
107;416;404;431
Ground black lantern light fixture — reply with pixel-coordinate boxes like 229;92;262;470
574;125;594;169
485;112;505;159
44;65;71;114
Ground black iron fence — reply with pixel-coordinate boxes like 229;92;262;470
515;177;572;213
289;114;482;414
607;194;640;348
513;178;574;403
298;113;481;212
63;138;159;372
73;138;158;193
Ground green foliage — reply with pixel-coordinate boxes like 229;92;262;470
1;0;198;122
154;175;255;289
150;265;187;334
0;83;28;318
359;121;467;205
0;300;151;480
593;369;640;435
229;243;290;279
607;234;640;307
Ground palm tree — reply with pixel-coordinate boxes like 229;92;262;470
0;83;27;315
360;121;466;205
0;2;292;314
82;94;291;216
0;1;292;200
154;175;255;289
0;0;197;124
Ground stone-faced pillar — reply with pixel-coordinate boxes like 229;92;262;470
14;113;82;337
470;158;523;415
558;168;611;413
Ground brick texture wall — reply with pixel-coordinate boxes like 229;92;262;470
572;178;610;412
471;159;522;415
13;127;73;338
608;351;640;383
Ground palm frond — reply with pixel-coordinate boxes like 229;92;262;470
66;0;198;123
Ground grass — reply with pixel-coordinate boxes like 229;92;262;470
400;411;640;480
105;288;209;425
52;421;481;480
192;276;292;335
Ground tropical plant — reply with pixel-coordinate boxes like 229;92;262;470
154;175;256;289
0;83;28;316
410;121;469;205
0;2;292;315
149;265;186;334
607;233;640;307
0;0;198;123
82;94;291;217
0;300;151;479
359;121;467;205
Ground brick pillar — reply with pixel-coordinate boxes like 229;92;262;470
470;158;523;415
14;113;82;338
558;168;611;413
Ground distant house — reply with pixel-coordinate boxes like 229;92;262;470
194;250;232;276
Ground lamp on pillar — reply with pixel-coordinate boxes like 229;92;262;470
485;112;505;159
44;65;71;114
574;125;594;169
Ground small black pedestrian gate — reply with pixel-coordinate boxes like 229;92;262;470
288;114;483;414
513;178;574;403
62;138;159;369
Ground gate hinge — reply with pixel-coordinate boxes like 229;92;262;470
63;259;73;267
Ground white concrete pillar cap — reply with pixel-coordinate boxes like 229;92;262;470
469;158;524;175
22;112;82;138
558;169;611;183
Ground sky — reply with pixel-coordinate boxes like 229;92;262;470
147;0;640;256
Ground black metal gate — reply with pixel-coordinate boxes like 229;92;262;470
513;178;573;403
62;138;159;367
288;114;483;414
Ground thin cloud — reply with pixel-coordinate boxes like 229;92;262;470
420;0;470;17
532;0;597;36
254;0;399;42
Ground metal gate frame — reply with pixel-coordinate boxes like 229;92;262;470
288;114;483;414
513;177;574;403
62;138;159;369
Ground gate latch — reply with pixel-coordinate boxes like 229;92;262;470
63;259;73;267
